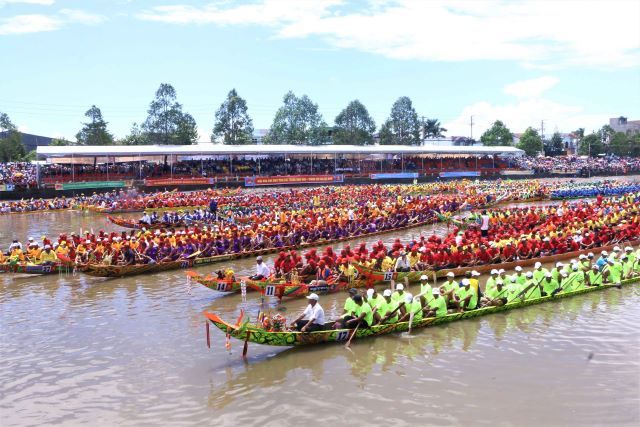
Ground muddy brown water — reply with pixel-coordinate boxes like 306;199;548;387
1;198;639;426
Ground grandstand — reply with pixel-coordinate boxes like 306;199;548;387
35;143;524;188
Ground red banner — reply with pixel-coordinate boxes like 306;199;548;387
245;175;344;187
144;178;214;186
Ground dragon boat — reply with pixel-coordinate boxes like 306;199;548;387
204;275;639;347
352;241;636;285
0;262;73;275
77;216;439;278
107;215;186;230
185;271;353;300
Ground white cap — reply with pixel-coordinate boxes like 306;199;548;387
588;252;594;257
625;246;633;251
602;251;608;256
396;283;404;290
256;256;263;261
556;262;563;268
490;269;498;275
366;288;375;297
579;254;587;259
561;271;568;277
86;240;91;244
613;246;621;252
383;289;392;297
405;293;413;303
545;272;552;278
420;275;428;281
432;288;440;295
462;278;470;286
515;266;522;272
526;271;533;278
306;293;319;301
499;269;506;274
446;272;455;277
535;262;542;268
28;237;34;241
496;279;504;285
471;271;480;277
45;245;51;249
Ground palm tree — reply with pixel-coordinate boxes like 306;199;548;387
422;118;447;139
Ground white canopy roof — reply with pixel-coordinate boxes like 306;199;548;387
37;143;524;157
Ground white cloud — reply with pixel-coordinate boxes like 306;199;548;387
503;76;559;99
136;0;640;69
444;78;611;138
0;9;105;35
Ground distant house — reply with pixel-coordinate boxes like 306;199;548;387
0;131;53;152
609;117;640;135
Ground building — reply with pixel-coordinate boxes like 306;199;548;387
609;117;640;135
0;131;52;151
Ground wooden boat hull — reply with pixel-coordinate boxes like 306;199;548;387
352;241;636;285
0;263;72;274
205;276;639;347
185;271;352;300
107;215;185;230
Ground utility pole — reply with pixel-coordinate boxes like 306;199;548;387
470;115;474;140
540;120;545;155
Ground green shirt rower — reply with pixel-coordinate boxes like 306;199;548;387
427;288;448;317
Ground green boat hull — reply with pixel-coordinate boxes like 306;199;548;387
205;276;639;347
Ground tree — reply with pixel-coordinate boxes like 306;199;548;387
578;133;604;156
480;120;513;146
142;83;198;145
50;138;73;146
75;105;114;145
544;132;565;156
0;111;26;162
629;133;640;157
600;124;615;144
118;123;150;145
422;118;447;139
333;100;376;145
211;89;254;145
378;120;393;145
609;132;630;156
517;127;543;156
379;96;421;145
265;91;328;145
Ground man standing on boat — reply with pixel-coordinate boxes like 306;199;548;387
291;293;325;332
480;210;490;237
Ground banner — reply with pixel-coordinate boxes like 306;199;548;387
245;175;344;187
144;178;215;186
439;171;481;178
370;172;419;180
500;170;535;176
60;181;126;190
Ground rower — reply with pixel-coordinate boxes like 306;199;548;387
391;283;406;303
345;295;374;329
454;278;478;311
568;264;586;291
587;264;602;287
506;276;523;303
532;262;548;283
482;279;508;306
604;258;622;285
418;274;432;298
596;251;609;270
335;288;359;328
377;289;401;324
365;288;385;313
426;287;448;317
551;262;563;282
485;269;499;294
522;271;542;300
578;254;590;272
38;245;57;265
625;246;636;266
398;293;424;323
621;254;635;279
249;256;271;280
510;266;527;286
291;293;325;332
541;272;559;296
441;272;458;301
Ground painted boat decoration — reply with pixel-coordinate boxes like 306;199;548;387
352;241;636;285
204;276;639;347
186;270;353;300
0;254;75;275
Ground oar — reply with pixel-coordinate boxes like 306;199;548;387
519;277;545;301
553;274;578;296
346;307;377;349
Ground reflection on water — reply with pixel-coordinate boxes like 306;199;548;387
1;210;639;426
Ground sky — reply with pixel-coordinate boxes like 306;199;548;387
1;0;639;142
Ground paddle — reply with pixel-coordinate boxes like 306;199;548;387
346;307;377;349
553;273;579;296
518;277;546;301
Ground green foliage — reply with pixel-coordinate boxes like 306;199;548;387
517;127;543;156
333;100;376;145
0;111;26;162
578;133;604;156
143;83;198;145
118;123;150;145
378;120;393;145
76;105;114;145
609;132;629;156
379;96;421;145
422;118;447;139
544;132;565;156
265;91;328;145
50;138;73;146
480;120;513;146
212;89;254;145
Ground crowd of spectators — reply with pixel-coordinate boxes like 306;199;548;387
0;162;38;188
514;156;640;176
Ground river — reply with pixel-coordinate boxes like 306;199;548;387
1;201;639;426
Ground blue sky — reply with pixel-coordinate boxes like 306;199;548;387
1;0;639;142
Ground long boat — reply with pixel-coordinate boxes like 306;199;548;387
203;275;639;347
186;271;353;300
0;262;73;275
352;240;637;285
107;215;186;230
77;216;441;278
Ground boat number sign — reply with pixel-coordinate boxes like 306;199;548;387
383;272;394;281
